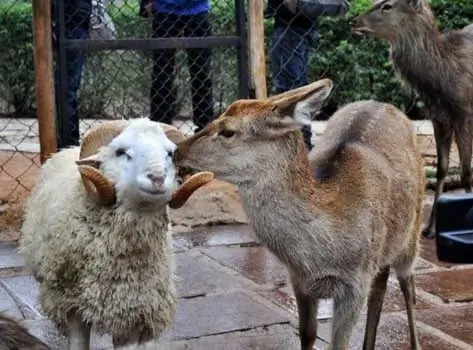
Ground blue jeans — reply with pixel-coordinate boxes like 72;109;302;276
271;25;318;151
54;26;87;148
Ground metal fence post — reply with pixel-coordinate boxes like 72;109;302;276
32;0;57;163
55;0;71;149
235;0;250;99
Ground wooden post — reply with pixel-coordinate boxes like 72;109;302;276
32;0;57;164
248;0;267;99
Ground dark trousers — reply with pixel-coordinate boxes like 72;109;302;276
150;12;214;131
54;26;87;149
271;25;319;151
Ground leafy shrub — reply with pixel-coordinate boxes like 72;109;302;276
0;2;35;117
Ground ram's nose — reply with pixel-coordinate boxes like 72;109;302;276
146;172;165;187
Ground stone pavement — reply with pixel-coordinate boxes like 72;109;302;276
0;225;472;350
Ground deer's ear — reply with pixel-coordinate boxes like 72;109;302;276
256;117;305;140
407;0;422;9
270;78;333;125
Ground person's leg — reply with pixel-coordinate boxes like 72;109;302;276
184;12;214;132
150;13;180;125
271;25;313;150
63;26;87;148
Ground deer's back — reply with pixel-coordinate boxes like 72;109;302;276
309;100;424;266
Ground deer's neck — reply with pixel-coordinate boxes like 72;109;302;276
237;147;334;275
390;23;455;113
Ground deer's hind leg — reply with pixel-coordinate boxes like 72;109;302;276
362;266;390;350
394;251;421;350
423;119;454;239
291;276;318;350
454;119;473;194
330;277;370;350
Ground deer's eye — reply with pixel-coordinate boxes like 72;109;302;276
218;129;236;138
381;3;392;11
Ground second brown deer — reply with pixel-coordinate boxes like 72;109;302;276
174;78;424;349
352;0;473;239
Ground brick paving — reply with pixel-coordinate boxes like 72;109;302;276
0;224;472;349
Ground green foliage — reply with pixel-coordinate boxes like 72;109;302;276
0;2;35;115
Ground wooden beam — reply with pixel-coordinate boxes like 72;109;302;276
248;0;267;99
32;0;57;164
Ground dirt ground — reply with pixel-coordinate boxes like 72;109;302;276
0;134;461;242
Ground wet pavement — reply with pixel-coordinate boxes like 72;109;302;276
0;224;472;349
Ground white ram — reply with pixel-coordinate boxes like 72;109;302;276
18;118;209;349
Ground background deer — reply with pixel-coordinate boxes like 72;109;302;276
175;78;424;349
352;0;473;238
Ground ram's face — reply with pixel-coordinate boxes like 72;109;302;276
101;120;179;206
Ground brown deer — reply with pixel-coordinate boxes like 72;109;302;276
351;0;473;239
174;78;424;349
0;312;51;349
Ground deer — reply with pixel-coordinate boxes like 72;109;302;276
351;0;473;239
174;78;424;349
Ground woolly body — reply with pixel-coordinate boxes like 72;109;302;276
19;119;177;343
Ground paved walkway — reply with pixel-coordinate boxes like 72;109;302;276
0;223;472;349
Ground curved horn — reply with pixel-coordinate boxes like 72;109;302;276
77;120;130;205
77;165;116;205
80;119;131;159
168;171;214;209
157;122;187;144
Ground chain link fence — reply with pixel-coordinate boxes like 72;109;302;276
1;0;471;235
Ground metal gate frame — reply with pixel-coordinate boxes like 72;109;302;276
54;0;250;144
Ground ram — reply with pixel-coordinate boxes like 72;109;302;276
19;118;211;349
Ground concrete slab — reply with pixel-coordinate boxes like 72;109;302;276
1;274;42;317
348;313;465;350
0;284;22;319
175;253;245;298
415;268;473;303
0;244;25;270
175;225;258;248
202;246;289;287
168;324;304;350
170;292;290;340
261;286;334;320
24;319;112;350
415;304;473;345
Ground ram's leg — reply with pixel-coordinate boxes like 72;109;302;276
112;326;155;348
67;312;91;350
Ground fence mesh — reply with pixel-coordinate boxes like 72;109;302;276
0;0;468;233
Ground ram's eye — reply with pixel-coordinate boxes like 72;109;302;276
115;148;130;159
218;129;236;138
381;3;392;10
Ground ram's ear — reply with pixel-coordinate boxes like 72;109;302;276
270;78;333;124
76;154;101;169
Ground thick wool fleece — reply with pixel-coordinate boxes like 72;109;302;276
19;147;177;339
